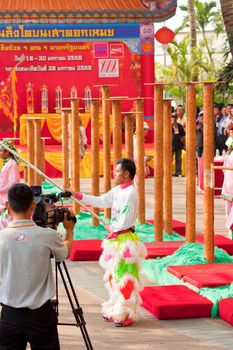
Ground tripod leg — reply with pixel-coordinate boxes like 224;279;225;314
56;261;93;350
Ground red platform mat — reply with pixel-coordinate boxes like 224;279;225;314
147;219;186;236
219;298;233;326
196;235;233;255
145;241;184;258
140;285;213;320
69;240;102;261
167;263;233;279
183;272;233;289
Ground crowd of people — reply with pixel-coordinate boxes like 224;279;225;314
170;103;233;176
195;103;233;157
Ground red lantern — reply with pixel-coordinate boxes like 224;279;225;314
154;26;175;45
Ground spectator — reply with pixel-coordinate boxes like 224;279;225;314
80;119;87;159
133;121;153;178
0;139;20;213
196;112;204;157
214;104;224;155
222;127;233;238
175;105;186;129
171;114;186;177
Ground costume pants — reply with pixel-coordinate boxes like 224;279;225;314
0;301;60;350
99;231;147;322
172;148;182;175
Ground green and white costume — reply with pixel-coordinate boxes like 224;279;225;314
81;182;147;322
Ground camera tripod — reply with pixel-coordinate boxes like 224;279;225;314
52;259;93;350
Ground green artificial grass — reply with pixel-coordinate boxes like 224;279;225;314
41;182;233;318
73;212;185;242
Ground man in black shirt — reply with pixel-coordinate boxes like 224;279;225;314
171;113;186;176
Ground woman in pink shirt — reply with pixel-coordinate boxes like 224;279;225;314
222;131;233;238
0;140;20;227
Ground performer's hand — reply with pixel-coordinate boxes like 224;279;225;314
105;224;111;233
74;192;83;201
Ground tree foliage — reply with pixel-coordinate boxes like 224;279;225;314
156;0;227;104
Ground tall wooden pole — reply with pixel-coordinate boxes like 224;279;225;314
136;99;145;224
61;110;70;189
27;119;35;186
102;86;111;219
163;100;173;235
203;83;214;263
186;83;196;242
112;99;122;168
154;84;164;241
124;112;134;160
40;138;46;182
34;119;42;185
70;99;80;215
91;100;100;226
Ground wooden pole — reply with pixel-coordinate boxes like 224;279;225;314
154;84;164;241
34;119;42;185
26;119;35;186
136;99;145;224
91;100;100;226
203;83;215;263
40;138;45;182
112;99;122;169
102;86;111;219
70;99;80;215
23;165;28;184
163;100;173;235
125;112;134;160
186;83;196;242
62;110;70;189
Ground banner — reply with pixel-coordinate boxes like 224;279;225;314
0;41;140;132
0;24;140;42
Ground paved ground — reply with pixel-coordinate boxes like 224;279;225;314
32;177;233;349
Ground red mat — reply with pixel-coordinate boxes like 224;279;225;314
219;298;233;326
140;285;213;319
145;241;184;258
69;239;102;261
196;235;233;255
147;219;186;236
183;272;233;289
167;263;233;279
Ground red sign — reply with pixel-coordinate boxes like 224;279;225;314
110;43;124;58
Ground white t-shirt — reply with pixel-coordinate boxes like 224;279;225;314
82;183;138;232
0;219;67;309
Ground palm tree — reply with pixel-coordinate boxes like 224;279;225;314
187;0;198;80
180;0;223;68
188;0;197;48
219;0;233;57
216;1;233;89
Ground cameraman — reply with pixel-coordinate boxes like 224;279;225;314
0;183;75;349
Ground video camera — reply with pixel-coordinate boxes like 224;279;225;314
31;186;76;229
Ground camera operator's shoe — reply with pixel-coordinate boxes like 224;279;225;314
113;317;134;327
102;315;114;322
